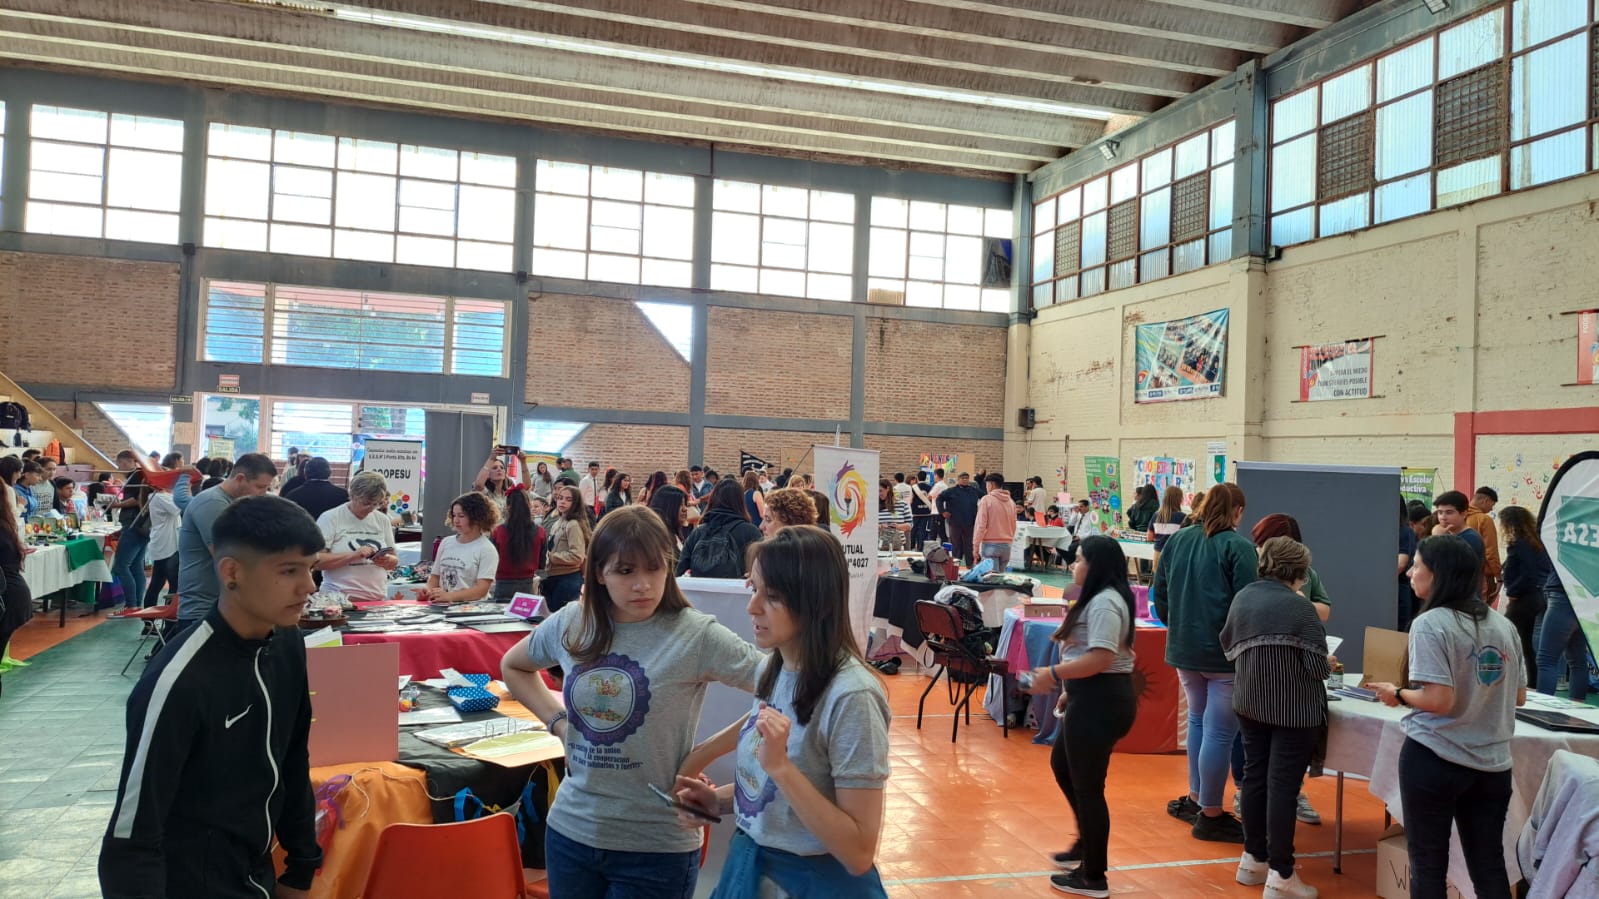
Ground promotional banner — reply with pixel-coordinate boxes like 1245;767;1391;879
361;439;424;522
815;444;880;654
1205;440;1228;491
1133;456;1198;509
1400;467;1438;507
1299;339;1374;401
1084;456;1121;531
1580;311;1597;386
919;452;957;476
1539;452;1599;657
1134;308;1229;403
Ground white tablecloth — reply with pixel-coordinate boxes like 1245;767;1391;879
1327;677;1599;898
21;540;112;598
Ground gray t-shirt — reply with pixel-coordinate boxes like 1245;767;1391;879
1402;606;1525;772
526;602;765;853
1057;588;1136;675
176;486;235;621
733;656;891;860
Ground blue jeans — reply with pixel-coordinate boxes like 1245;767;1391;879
1536;585;1590;701
1177;669;1240;809
112;528;150;609
545;825;698;899
979;541;1011;572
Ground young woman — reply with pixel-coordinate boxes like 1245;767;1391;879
598;468;619;518
490;486;546;601
473;450;515;498
1249;515;1331;620
529;461;555;500
674;525;891;896
1151;482;1257;843
1125;484;1159;534
1148;485;1187;556
1220;537;1328;899
645;484;690;548
604;472;633;518
742;470;767;525
1498;505;1553;685
1369;536;1526;899
679;480;764;579
501;506;765;899
142;478;182;608
315;472;399;602
419;492;499;604
0;481;33;697
543;484;591;613
760;487;819;536
639;470;669;508
876;479;910;551
1537;558;1588;703
675;469;702;527
1022;535;1138;898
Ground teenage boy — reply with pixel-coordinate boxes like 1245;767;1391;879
1433;491;1487;568
1469;486;1502;603
100;495;324;898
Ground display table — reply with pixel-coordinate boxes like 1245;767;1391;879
342;629;526;680
870;573;1037;667
22;535;113;626
1011;524;1069;572
985;606;1182;753
1118;539;1155;561
1325;678;1599;895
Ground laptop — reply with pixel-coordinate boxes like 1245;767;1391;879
1515;708;1599;734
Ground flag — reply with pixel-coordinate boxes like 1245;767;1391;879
740;451;774;474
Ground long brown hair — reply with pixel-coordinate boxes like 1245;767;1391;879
566;506;690;664
554;484;591;539
1497;506;1544;554
1154;485;1184;525
747;525;871;725
1201;482;1245;537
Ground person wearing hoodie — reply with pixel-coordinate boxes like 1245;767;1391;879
972;472;1018;573
678;478;763;579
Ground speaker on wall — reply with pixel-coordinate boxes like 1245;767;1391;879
1017;407;1036;429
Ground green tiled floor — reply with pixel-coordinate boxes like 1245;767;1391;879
1;619;143;897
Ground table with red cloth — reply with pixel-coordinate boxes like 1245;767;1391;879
340;600;530;679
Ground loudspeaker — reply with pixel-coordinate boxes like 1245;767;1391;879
1017;407;1036;429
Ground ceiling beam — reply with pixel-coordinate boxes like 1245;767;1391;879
898;0;1303;55
1144;0;1356;30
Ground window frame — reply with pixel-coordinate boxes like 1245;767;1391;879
25;104;184;243
709;179;857;302
529;158;697;289
866;198;1012;312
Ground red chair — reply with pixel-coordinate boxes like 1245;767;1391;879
116;601;179;676
913;599;1009;743
361;815;527;899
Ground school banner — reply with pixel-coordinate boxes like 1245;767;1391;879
1084;456;1121;531
1580;311;1598;386
1539;452;1599;659
361;439;424;522
1400;467;1438;507
1134;308;1228;404
1133;456;1198;509
815;444;880;655
1299;339;1374;401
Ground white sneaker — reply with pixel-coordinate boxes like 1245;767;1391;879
1295;792;1321;825
1265;870;1318;899
1235;852;1268;886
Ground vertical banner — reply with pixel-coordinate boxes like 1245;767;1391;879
1539;452;1599;658
1299;339;1375;401
1134;308;1229;403
815;444;880;654
1205;440;1228;491
1133;456;1198;508
361;440;424;523
1399;467;1438;507
1084;456;1122;531
1580;312;1598;386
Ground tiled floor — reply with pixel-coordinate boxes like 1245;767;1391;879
0;615;1395;898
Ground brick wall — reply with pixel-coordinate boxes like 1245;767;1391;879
526;294;690;412
41;400;139;459
0;252;180;389
701;428;837;477
705;307;851;420
863;317;1006;429
560;424;690;478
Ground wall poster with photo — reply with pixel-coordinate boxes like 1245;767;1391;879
1134;308;1229;403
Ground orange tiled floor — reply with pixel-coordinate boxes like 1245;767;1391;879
5;606;109;660
876;671;1388;897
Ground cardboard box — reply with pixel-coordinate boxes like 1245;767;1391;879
1374;825;1465;899
1023;599;1067;618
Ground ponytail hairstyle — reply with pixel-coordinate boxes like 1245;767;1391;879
502;488;535;566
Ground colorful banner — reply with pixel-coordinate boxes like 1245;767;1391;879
1134;308;1229;404
1580;312;1598;386
815;444;880;654
361;439;424;522
1540;452;1599;660
1204;440;1228;492
1299;339;1374;401
919;452;957;476
1133;456;1198;509
1400;467;1438;507
1084;456;1121;531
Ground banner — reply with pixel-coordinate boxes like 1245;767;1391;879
361;439;424;522
1400;467;1438;507
1133;456;1198;509
1084;456;1121;531
1204;440;1228;491
1580;312;1598;386
1539;452;1599;659
919;452;957;476
1134;308;1229;403
815;444;880;655
1299;339;1374;401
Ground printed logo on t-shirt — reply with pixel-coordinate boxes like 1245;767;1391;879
338;536;382;566
434;557;470;592
732;706;779;821
1474;644;1507;687
564;653;652;747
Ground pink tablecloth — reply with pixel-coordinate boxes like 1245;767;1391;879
342;629;527;679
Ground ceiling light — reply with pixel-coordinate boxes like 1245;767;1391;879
1099;140;1119;160
1423;0;1449;13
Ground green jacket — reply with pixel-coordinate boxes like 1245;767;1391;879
1305;567;1329;608
1153;526;1258;672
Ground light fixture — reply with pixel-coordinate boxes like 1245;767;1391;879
1423;0;1449;13
1099;140;1119;161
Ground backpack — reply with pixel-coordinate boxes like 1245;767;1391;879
689;523;744;579
0;402;28;431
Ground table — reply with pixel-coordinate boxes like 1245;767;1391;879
1325;678;1599;896
22;535;112;627
1118;539;1155;561
985;605;1182;753
342;628;527;680
1011;524;1069;572
870;573;1036;667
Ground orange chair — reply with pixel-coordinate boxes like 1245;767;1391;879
360;814;527;899
116;601;179;676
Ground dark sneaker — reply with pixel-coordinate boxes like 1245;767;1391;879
1192;811;1246;843
1166;795;1200;824
1051;869;1110;898
1050;844;1083;869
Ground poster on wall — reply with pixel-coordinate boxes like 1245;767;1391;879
1299;339;1375;401
1539;452;1599;664
1084;456;1121;530
1399;468;1439;507
1133;456;1198;509
1134;308;1229;403
814;444;880;655
1579;311;1597;386
361;439;424;523
1205;441;1227;491
919;452;957;477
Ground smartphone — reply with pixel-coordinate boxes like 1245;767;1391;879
493;444;520;457
648;782;722;824
373;546;397;558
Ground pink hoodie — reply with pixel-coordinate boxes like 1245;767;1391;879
972;488;1017;549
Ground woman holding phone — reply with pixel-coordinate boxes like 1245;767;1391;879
674;525;892;897
501;506;764;899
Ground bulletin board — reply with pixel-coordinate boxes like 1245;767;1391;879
1474;434;1595;512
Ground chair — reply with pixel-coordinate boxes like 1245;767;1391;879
360;814;527;899
115;601;179;676
913;600;1009;743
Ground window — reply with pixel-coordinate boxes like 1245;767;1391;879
26;106;183;243
95;402;172;457
204;124;516;270
531;160;695;288
710;180;855;300
201;280;510;377
867;199;1011;311
270;400;356;463
521;420;588;454
635;301;693;362
0;102;6;219
1031;121;1234;308
358;404;427;440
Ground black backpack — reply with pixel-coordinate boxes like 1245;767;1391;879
690;524;744;579
0;402;28;431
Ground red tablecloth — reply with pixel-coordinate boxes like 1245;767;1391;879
342;629;527;679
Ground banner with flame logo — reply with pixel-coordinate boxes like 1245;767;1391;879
815;444;880;654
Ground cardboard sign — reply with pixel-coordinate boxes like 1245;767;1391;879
306;642;400;767
1360;626;1409;690
506;592;544;619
